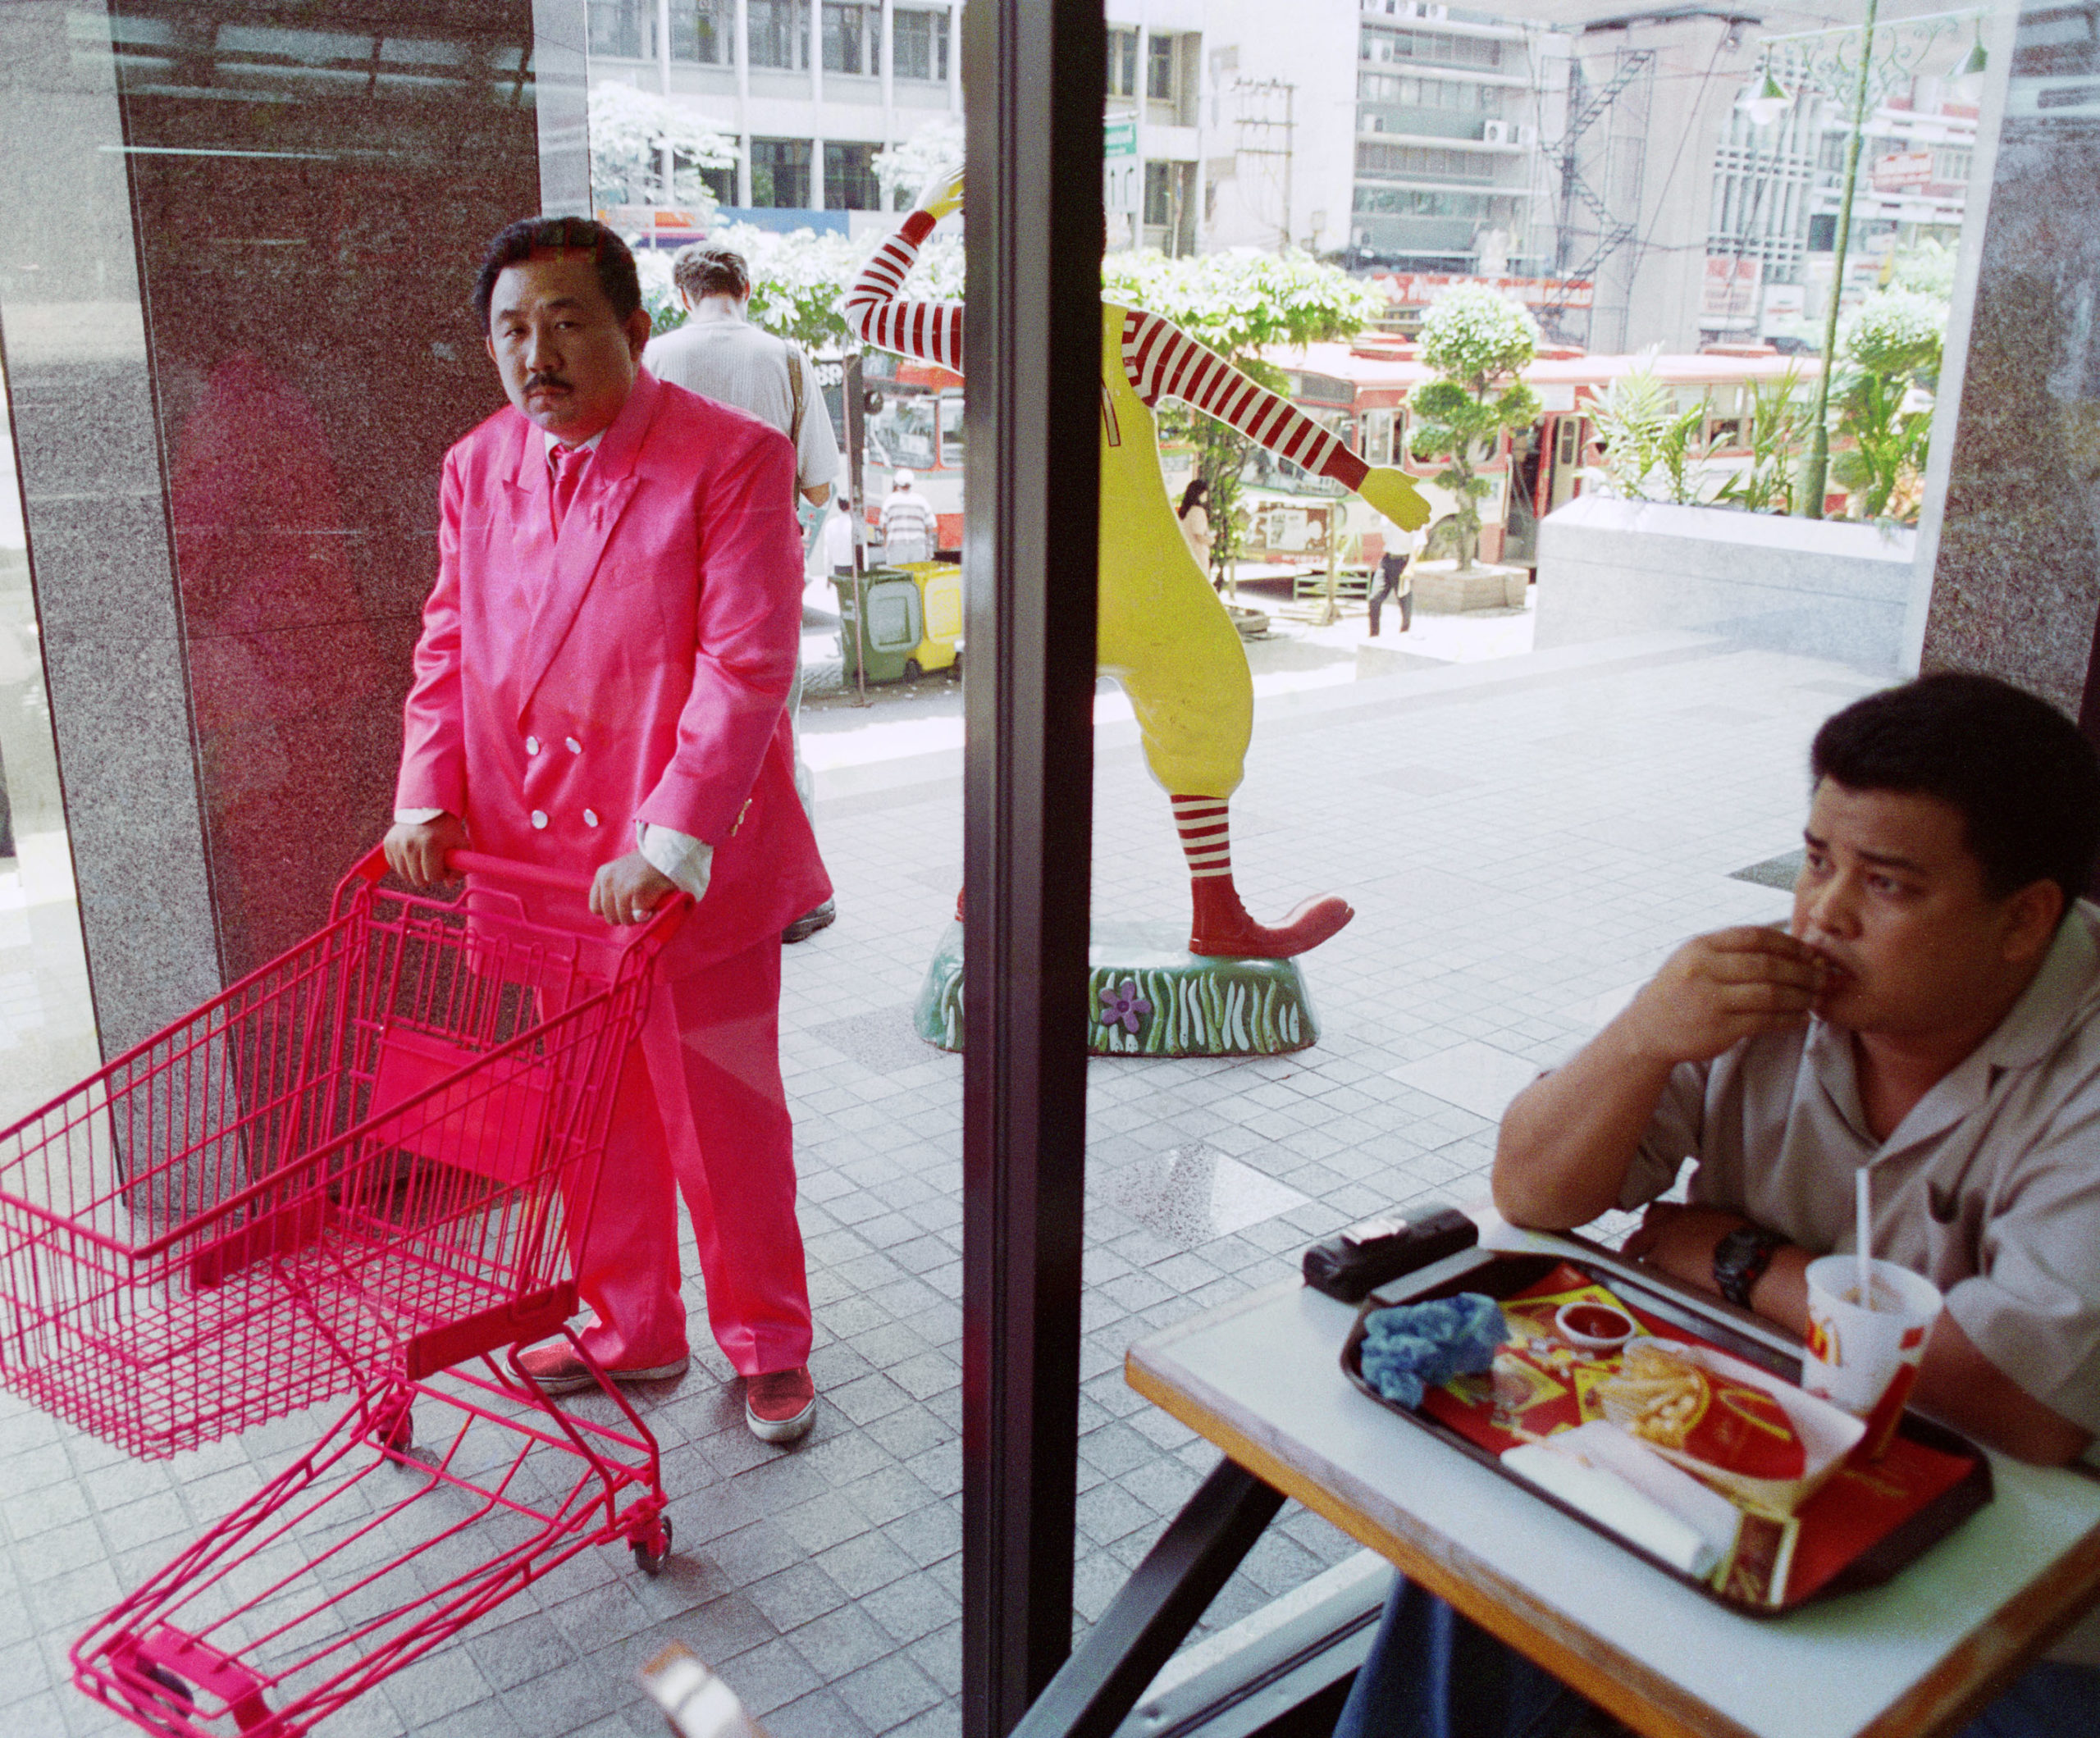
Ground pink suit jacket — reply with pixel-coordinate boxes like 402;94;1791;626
395;368;830;974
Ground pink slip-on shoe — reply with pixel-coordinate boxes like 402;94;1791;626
745;1366;817;1444
516;1343;690;1397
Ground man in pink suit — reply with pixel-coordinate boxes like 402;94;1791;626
385;217;831;1444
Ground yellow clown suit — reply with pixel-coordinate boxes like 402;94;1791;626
847;173;1429;958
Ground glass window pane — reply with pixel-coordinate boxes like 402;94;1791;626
1148;34;1174;102
750;135;811;206
748;0;809;70
587;0;654;60
669;0;732;64
825;140;881;210
895;7;947;83
822;2;878;75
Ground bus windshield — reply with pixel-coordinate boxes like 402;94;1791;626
869;395;938;471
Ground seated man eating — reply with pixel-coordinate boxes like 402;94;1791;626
1336;672;2100;1738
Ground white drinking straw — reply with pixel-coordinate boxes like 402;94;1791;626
1856;1166;1874;1308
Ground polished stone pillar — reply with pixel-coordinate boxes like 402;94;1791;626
0;0;580;1056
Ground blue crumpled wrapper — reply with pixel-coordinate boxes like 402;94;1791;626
1357;1293;1508;1409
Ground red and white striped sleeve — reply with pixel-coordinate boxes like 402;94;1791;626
1120;308;1368;491
843;210;966;373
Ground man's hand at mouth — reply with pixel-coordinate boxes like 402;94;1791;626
1617;926;1828;1067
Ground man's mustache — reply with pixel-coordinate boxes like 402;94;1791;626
524;372;572;393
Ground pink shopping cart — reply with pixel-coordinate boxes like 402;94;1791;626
0;847;687;1736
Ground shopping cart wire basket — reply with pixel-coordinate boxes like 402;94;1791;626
0;847;689;1736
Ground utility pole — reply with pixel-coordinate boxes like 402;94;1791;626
1232;79;1296;251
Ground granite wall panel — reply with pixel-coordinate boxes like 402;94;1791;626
0;8;221;1058
0;0;572;1054
1923;6;2100;722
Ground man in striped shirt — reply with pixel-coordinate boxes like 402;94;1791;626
879;468;938;566
847;167;1430;959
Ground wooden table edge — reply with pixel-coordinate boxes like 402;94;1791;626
1127;1339;2100;1738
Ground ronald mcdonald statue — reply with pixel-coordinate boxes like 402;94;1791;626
847;169;1430;960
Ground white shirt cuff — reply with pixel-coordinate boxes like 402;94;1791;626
637;823;714;901
395;807;446;824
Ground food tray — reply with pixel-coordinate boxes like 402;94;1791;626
1340;1251;1992;1614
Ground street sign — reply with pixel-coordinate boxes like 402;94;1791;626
1103;116;1140;216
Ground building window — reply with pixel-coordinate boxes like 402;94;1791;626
1354;185;1493;219
1355;141;1499;181
895;6;950;83
749;0;810;71
1360;71;1497;111
751;136;812;206
1144;159;1173;227
1147;32;1175;102
825;140;882;209
588;0;654;60
670;0;733;63
1107;27;1138;98
1361;27;1501;69
823;2;879;75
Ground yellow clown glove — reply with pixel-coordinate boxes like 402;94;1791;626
1357;466;1431;532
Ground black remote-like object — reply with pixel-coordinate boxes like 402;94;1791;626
1302;1207;1478;1302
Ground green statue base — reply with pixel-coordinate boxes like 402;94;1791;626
913;919;1320;1057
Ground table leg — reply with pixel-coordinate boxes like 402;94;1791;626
1010;1457;1287;1738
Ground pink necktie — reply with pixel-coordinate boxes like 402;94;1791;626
549;443;591;535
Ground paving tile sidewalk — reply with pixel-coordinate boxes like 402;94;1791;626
0;634;1884;1736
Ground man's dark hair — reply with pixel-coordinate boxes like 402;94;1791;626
673;242;751;303
473;217;641;331
1810;672;2100;906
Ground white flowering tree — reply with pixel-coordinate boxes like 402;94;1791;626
1100;248;1386;577
872;117;965;213
588;84;737;215
1408;286;1540;572
1832;287;1945;522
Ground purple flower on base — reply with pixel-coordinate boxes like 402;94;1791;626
1098;978;1152;1035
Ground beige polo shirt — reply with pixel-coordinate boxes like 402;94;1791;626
1622;900;2100;1441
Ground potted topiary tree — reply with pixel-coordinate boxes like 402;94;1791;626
1408;285;1541;609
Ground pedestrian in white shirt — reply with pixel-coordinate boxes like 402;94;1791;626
646;243;842;942
879;470;936;567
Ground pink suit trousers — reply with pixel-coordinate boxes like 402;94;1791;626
572;933;810;1378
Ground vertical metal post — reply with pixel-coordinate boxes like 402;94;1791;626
959;2;1104;1734
1801;0;1880;520
843;350;870;707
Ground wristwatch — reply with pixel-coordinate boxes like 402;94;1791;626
1712;1224;1787;1309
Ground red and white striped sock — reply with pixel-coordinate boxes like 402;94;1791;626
1171;796;1233;882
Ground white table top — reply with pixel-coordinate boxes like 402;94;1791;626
1125;1233;2100;1738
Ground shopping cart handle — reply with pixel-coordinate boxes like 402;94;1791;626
332;843;691;935
445;849;597;896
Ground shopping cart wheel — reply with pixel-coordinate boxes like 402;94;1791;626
632;1515;674;1576
371;1403;413;1456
